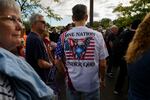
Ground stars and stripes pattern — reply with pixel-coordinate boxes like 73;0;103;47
55;37;64;59
65;38;95;60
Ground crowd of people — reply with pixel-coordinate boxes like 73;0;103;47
0;0;150;100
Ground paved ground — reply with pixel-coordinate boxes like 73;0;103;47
100;67;128;100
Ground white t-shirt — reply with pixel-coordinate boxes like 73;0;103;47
64;26;108;92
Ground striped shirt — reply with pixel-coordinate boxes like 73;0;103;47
0;73;16;100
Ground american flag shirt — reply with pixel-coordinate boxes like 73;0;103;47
55;37;64;59
55;26;108;92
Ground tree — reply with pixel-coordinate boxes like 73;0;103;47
15;0;62;20
23;21;30;35
93;21;101;29
100;18;112;29
113;17;132;28
113;0;150;27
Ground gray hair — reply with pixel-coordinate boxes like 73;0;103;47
0;0;20;13
29;13;44;25
110;25;118;29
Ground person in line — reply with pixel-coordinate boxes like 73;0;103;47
0;0;55;99
55;4;108;100
26;13;53;83
125;13;150;100
113;19;141;94
106;25;119;78
49;27;60;43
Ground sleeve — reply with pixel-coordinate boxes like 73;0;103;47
55;37;64;59
98;33;109;60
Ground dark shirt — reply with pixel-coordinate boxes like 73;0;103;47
118;29;135;58
109;33;119;53
26;32;49;82
128;50;150;100
49;32;60;43
105;33;116;55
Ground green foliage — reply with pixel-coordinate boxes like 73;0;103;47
86;18;112;29
113;0;150;27
15;0;62;21
42;6;62;21
92;21;101;30
100;18;112;29
23;21;30;34
113;17;132;28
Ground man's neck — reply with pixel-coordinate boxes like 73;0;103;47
31;29;41;36
75;20;86;27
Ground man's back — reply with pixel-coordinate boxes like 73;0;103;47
26;32;49;82
63;26;108;92
54;4;108;99
118;29;135;57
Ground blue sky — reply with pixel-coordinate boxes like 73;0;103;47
41;0;130;26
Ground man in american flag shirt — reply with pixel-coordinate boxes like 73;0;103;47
55;4;108;100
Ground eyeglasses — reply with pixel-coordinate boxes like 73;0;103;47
36;20;46;25
0;15;22;24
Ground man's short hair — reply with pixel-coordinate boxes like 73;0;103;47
110;25;118;30
72;4;87;21
29;13;43;25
